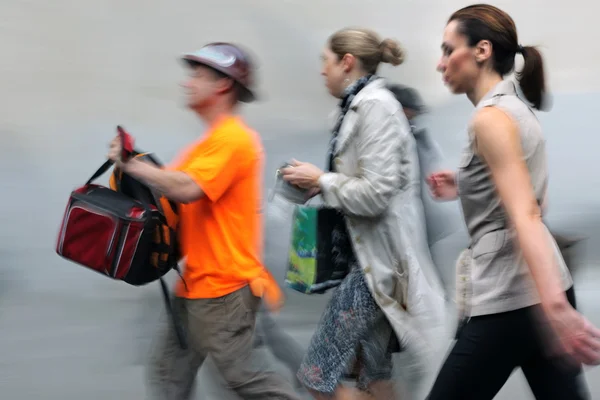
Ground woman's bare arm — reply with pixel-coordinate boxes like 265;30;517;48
473;106;567;311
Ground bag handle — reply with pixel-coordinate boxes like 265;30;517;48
83;158;153;212
85;161;153;213
268;162;318;206
136;152;180;217
86;126;179;216
83;127;155;212
86;126;135;186
86;159;115;186
268;167;285;203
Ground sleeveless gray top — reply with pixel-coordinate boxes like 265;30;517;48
456;80;572;317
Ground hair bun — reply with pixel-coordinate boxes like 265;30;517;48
380;38;405;66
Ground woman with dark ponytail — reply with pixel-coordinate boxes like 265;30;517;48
426;4;600;399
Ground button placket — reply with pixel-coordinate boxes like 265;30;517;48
456;250;472;323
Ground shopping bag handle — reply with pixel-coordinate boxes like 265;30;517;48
268;163;318;205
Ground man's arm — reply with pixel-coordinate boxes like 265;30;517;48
122;159;204;204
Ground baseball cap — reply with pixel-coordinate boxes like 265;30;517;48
181;42;256;103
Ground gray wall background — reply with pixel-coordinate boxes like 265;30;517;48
2;1;600;398
2;0;598;145
2;0;599;244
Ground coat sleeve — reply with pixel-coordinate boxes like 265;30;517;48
318;99;406;218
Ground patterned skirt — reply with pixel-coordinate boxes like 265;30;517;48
297;266;397;393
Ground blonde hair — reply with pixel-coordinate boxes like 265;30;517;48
328;28;405;74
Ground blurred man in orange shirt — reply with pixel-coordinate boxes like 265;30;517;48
108;42;299;400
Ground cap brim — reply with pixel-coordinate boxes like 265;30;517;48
181;56;256;103
238;86;256;103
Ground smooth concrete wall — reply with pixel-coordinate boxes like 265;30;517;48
2;0;598;148
2;0;599;241
2;0;600;263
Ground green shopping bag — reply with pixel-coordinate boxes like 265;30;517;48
285;205;347;294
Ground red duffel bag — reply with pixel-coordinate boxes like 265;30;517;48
55;127;169;285
56;178;161;284
55;127;188;350
55;127;189;350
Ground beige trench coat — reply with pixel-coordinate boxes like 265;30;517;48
318;78;446;375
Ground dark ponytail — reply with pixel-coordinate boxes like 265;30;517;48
516;46;548;110
449;4;551;111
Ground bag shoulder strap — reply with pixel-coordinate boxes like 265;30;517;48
159;277;188;350
135;153;180;216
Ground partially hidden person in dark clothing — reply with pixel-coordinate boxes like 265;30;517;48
387;83;463;297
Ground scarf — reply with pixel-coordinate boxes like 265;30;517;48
327;74;378;172
326;74;378;274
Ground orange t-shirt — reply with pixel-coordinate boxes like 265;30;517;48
169;115;282;309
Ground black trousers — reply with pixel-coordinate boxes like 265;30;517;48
427;287;590;399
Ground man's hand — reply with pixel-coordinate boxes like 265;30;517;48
106;134;203;203
107;136;124;167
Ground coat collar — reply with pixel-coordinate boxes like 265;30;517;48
347;77;386;111
331;77;387;156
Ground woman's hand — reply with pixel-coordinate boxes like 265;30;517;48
469;106;600;365
280;159;324;189
427;170;458;201
543;300;600;365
